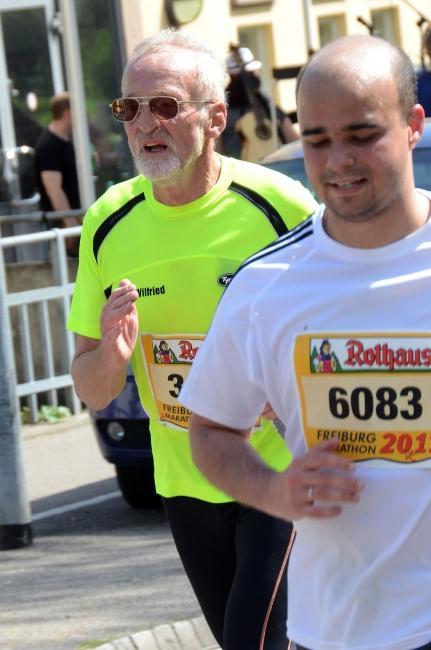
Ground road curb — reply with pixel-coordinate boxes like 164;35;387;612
22;410;90;439
95;616;220;649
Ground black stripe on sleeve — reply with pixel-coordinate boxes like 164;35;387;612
229;181;289;236
93;192;146;262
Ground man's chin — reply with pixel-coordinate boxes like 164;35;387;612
135;157;181;184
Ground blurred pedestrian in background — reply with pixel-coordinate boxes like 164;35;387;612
222;45;299;162
34;92;81;256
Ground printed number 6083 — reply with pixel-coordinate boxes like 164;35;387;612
328;385;422;421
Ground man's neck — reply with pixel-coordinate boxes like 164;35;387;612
49;120;70;141
323;190;431;249
152;152;222;206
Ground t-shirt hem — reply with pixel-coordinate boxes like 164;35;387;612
156;480;235;503
288;629;431;650
67;315;101;340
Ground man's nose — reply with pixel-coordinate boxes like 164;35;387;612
326;142;355;172
134;103;163;132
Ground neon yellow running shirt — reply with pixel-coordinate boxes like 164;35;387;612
67;155;316;501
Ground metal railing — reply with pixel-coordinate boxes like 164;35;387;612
0;221;83;422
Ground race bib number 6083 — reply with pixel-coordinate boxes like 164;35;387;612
294;333;431;467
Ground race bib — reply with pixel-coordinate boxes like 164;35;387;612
140;332;264;432
140;333;204;430
294;333;431;467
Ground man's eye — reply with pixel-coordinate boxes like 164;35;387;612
307;139;329;149
351;132;378;144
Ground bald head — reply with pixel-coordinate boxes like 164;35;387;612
297;36;417;122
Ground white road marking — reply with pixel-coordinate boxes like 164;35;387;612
32;491;122;520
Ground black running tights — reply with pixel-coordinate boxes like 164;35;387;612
162;496;293;650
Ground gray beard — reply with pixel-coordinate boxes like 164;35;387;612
134;151;183;183
133;126;206;185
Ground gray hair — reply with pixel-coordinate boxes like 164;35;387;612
122;28;226;103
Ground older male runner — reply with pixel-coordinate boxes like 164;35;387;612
68;28;316;650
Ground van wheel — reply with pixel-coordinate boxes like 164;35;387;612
115;463;161;509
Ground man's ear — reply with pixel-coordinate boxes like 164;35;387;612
407;103;425;150
207;102;227;140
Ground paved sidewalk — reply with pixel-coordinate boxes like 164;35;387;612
96;615;220;649
19;414;221;650
16;414;219;650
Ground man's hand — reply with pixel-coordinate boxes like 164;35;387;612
190;415;365;523
99;279;138;369
71;280;139;410
266;438;364;520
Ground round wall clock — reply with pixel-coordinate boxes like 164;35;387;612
165;0;203;26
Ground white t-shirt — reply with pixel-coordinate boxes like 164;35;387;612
180;199;431;650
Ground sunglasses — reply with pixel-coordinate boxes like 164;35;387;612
110;96;212;123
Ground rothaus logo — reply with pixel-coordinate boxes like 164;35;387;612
137;285;165;297
344;338;431;370
218;273;234;288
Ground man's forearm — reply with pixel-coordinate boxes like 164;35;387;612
71;345;128;410
190;415;365;522
45;186;71;212
190;418;282;518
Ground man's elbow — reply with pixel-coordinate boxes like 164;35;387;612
70;374;111;411
72;371;126;411
74;387;112;411
70;359;120;411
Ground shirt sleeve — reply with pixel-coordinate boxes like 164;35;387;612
179;274;268;430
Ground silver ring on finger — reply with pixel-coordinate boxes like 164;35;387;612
307;485;315;504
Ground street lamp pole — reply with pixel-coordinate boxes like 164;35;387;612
58;0;95;210
0;242;32;550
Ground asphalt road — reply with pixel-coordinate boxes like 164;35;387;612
1;413;201;650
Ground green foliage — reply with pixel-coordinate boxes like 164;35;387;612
21;405;72;425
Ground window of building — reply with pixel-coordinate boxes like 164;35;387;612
232;0;273;6
318;14;346;46
237;24;298;127
370;8;400;45
238;25;273;94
